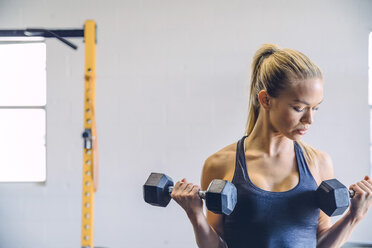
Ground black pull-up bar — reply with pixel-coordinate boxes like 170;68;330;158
0;28;84;50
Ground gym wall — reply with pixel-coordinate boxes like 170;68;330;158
0;0;371;247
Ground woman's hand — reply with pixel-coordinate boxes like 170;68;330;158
171;178;204;219
348;175;372;222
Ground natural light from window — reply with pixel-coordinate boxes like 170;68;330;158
0;42;46;182
369;32;372;172
0;43;46;106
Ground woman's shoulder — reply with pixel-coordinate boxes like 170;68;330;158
314;148;334;181
201;142;237;189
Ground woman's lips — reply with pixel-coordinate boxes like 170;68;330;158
297;129;308;135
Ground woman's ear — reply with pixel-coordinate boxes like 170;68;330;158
258;90;271;110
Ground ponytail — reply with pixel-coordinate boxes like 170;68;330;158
245;44;280;136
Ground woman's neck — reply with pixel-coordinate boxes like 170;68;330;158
245;111;294;157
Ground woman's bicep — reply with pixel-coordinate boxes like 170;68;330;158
201;154;228;239
316;150;334;238
317;210;332;237
206;210;225;238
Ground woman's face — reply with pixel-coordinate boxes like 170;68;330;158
269;78;324;141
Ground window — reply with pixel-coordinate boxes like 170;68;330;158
0;42;46;182
369;32;372;171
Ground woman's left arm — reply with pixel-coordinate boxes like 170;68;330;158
316;151;372;248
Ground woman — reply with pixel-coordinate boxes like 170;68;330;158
171;44;372;248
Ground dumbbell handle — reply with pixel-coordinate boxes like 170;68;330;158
168;186;206;199
349;189;355;198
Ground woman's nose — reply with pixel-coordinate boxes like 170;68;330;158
301;109;313;125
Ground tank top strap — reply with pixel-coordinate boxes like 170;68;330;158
294;141;314;182
232;135;249;184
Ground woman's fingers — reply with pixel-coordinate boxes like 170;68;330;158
356;182;370;196
349;177;372;221
362;175;372;191
350;183;363;196
191;184;201;194
350;177;372;198
178;181;189;192
171;179;186;198
361;179;372;192
173;178;186;190
183;183;194;194
171;179;201;200
190;185;201;198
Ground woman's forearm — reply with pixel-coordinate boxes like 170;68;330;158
317;211;361;248
188;212;228;248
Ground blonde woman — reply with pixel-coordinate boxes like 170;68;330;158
171;44;372;248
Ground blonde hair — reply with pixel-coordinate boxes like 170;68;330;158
244;44;322;164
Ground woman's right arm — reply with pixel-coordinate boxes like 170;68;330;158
188;209;228;248
171;155;228;248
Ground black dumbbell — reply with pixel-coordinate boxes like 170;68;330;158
316;179;355;216
143;172;237;215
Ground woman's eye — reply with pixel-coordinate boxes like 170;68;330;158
293;106;320;112
293;107;304;112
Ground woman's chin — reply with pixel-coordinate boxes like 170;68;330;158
286;132;303;141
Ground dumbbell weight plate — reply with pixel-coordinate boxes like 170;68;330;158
143;173;174;207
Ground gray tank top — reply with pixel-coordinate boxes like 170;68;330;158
223;136;320;248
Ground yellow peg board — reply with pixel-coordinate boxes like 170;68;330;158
81;20;98;248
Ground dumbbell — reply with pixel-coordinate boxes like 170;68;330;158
143;172;237;215
316;179;355;216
